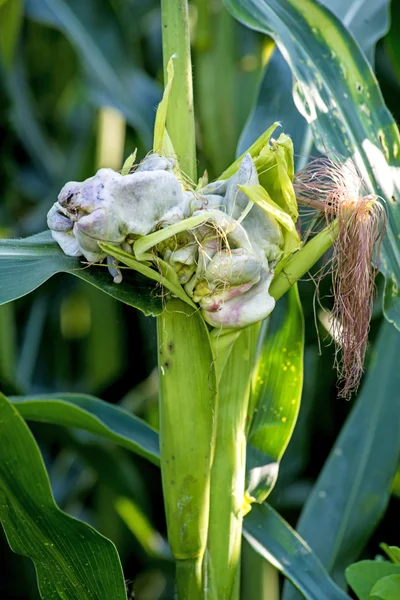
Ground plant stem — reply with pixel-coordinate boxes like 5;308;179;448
160;5;209;599
161;0;196;182
158;300;214;600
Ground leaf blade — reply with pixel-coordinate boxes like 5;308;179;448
225;0;400;330
243;503;351;600
283;321;400;598
10;393;160;466
0;232;162;316
0;392;127;600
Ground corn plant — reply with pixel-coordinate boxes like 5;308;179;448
0;1;400;600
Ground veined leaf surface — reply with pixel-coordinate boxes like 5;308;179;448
0;392;126;600
225;0;400;330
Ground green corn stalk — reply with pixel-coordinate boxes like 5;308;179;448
157;4;339;599
158;2;212;599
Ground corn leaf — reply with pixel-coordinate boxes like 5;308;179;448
0;231;162;316
283;320;400;598
10;393;160;466
0;392;127;600
243;503;351;600
237;0;390;165
10;392;349;598
225;0;400;330
245;285;304;504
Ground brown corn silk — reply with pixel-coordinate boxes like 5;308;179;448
295;157;386;398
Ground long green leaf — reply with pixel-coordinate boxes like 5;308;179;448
283;320;400;598
246;285;304;503
243;503;351;600
225;0;400;330
0;231;161;316
238;0;390;162
0;392;126;600
10;393;160;466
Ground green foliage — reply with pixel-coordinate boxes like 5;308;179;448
0;232;162;315
246;285;304;503
225;0;400;331
0;392;126;600
11;393;160;465
243;503;351;600
346;561;400;600
283;321;400;597
1;0;400;599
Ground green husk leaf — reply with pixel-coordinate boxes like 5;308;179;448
99;242;196;308
224;0;400;330
154;55;175;153
219;122;280;180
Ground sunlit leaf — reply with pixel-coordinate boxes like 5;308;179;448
226;0;400;330
237;0;390;166
0;392;126;600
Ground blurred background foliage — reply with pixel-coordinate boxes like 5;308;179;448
0;1;399;598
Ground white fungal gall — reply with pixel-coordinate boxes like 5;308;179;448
48;153;287;329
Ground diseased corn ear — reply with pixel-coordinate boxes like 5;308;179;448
295;157;386;398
